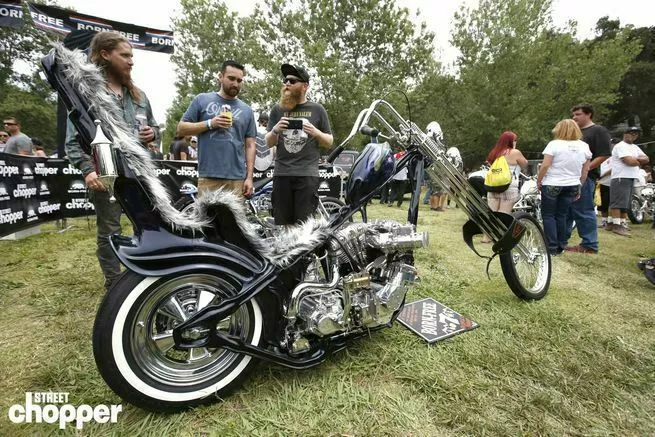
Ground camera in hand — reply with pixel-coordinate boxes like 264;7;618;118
287;118;304;130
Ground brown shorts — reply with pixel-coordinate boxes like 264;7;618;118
198;177;243;197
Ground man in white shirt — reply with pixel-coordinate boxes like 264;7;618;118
607;127;649;236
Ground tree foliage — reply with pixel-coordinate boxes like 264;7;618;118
165;0;436;148
604;23;655;141
0;1;60;152
409;0;640;167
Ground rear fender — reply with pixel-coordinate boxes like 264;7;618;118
110;227;269;282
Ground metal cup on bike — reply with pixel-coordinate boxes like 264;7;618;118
91;119;119;203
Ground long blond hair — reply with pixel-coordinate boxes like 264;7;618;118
89;32;143;102
552;119;582;141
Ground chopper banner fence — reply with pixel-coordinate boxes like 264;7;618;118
0;153;342;238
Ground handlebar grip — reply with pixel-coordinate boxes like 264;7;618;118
359;125;379;137
327;145;344;163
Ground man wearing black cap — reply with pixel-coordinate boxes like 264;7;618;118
607;126;649;236
265;63;333;225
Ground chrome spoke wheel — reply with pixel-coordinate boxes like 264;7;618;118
500;212;551;300
129;274;252;387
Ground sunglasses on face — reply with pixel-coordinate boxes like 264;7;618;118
3;122;17;126
283;77;304;85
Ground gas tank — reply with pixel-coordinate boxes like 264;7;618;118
345;142;395;205
641;184;654;198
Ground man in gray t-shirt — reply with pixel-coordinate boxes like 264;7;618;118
178;60;257;197
3;117;32;155
266;64;333;225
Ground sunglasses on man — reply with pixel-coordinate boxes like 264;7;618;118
3;122;17;126
283;77;305;85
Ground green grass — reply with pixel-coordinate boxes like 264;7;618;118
1;204;654;436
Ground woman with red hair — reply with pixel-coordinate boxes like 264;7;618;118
482;131;528;241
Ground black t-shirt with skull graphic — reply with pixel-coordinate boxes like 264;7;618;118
268;101;331;176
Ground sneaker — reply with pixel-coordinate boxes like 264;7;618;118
612;225;632;237
605;223;616;232
564;244;598;254
645;266;655;286
597;221;607;228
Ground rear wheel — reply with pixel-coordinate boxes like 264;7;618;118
499;212;551;300
93;271;266;412
627;195;644;224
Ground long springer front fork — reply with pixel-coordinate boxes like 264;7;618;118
415;132;533;259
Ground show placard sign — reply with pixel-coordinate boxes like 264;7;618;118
397;298;478;344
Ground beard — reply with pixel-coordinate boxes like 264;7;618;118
105;61;132;88
280;86;302;109
222;84;240;98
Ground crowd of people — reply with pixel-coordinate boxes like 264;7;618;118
3;31;652;289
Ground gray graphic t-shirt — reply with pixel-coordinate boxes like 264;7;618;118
182;93;256;179
268;101;331;177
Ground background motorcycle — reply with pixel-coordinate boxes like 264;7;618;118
42;44;550;412
628;183;654;224
513;173;542;223
468;167;542;223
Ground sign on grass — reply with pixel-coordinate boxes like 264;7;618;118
397;298;478;344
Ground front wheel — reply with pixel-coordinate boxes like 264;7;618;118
499;212;551;300
93;271;266;412
627;195;644;224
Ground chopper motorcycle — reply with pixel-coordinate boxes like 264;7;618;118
42;44;550;412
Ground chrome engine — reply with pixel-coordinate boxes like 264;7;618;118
285;221;428;354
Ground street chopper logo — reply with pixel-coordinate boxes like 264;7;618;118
38;201;61;215
63;164;83;175
0;208;24;225
66;198;94;211
8;392;122;430
13;183;37;199
34;163;59;176
176;166;198;178
0;162;20;178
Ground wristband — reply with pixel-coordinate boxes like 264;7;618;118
272;127;279;135
206;119;212;130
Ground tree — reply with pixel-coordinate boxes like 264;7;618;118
163;0;257;147
167;0;436;148
0;1;60;152
411;0;640;166
247;0;436;145
605;22;655;142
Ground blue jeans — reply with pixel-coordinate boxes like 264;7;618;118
541;185;580;254
566;177;598;251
